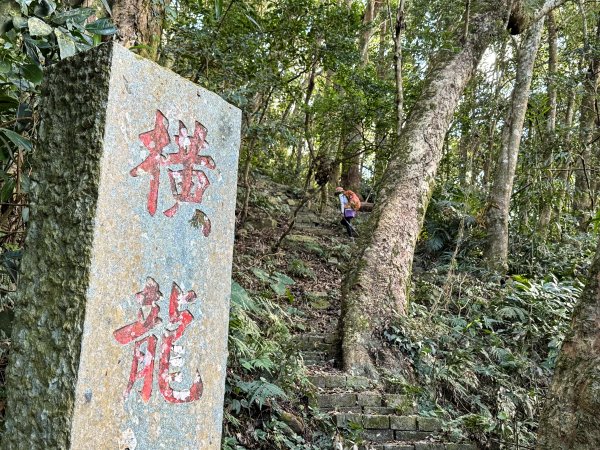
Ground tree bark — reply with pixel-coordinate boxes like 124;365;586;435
538;11;558;232
484;17;545;272
373;10;391;184
341;0;567;377
537;236;600;449
573;14;600;226
394;0;406;135
340;1;513;377
111;0;166;59
342;0;381;193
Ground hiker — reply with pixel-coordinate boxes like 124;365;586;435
335;186;360;237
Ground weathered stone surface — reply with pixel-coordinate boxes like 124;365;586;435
357;392;383;406
347;375;373;390
308;374;347;389
316;392;356;408
417;417;443;432
364;406;397;415
326;406;362;414
395;431;435;441
362;429;395;442
413;443;445;450
390;415;417;430
3;42;114;450
251;217;278;229
323;333;339;344
363;414;391;429
384;445;415;450
3;42;240;450
445;443;477;450
287;234;318;243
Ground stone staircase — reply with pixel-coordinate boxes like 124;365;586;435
295;333;477;450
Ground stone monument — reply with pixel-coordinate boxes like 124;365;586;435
2;42;240;449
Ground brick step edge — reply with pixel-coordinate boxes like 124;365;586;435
335;414;441;433
308;374;376;390
359;442;477;450
311;392;415;411
293;334;338;344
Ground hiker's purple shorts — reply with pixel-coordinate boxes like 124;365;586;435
344;209;356;218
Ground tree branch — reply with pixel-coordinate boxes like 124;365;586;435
534;0;569;23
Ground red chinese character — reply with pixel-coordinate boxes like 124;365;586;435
113;278;203;403
129;111;216;236
158;282;203;403
130;111;170;217
163;121;215;218
113;277;162;402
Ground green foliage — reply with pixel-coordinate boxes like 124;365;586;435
225;281;333;449
301;241;326;258
251;268;295;297
0;0;115;289
385;270;582;448
288;259;316;280
419;186;483;259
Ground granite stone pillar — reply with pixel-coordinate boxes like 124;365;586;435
2;42;240;449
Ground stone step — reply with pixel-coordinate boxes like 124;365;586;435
362;443;477;450
335;414;441;435
308;373;372;390
293;334;339;355
301;350;332;363
294;340;337;353
295;215;320;225
313;392;415;414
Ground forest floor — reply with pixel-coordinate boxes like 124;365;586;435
233;173;352;354
230;175;471;450
229;173;583;450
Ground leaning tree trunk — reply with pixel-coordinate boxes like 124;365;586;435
341;0;566;377
340;2;515;377
484;17;546;272
537;237;600;449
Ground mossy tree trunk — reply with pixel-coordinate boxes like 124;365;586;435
340;0;567;377
340;1;516;377
537;237;600;449
484;16;545;272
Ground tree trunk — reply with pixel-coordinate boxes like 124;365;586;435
484;17;545;272
554;88;577;220
340;2;513;377
573;14;600;226
342;0;381;193
394;0;406;135
373;9;391;185
111;0;165;59
537;236;600;449
538;11;558;233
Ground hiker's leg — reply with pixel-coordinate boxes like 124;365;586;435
340;218;350;236
343;217;353;237
347;217;356;237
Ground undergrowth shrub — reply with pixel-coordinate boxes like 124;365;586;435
385;271;582;449
223;281;333;449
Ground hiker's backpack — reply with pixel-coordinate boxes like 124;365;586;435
344;190;361;211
